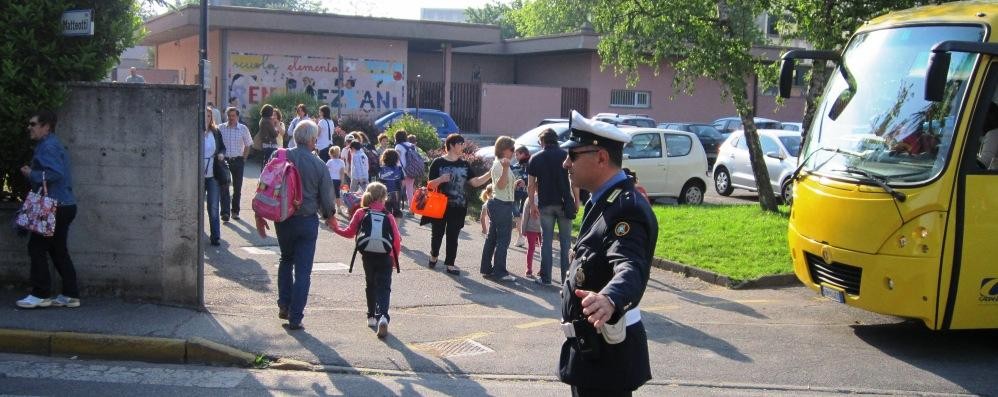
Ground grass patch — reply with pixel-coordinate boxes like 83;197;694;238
573;204;793;281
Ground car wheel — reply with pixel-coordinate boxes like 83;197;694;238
679;181;705;205
781;179;794;206
714;168;733;196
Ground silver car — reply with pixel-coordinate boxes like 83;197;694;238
712;129;802;204
475;123;570;163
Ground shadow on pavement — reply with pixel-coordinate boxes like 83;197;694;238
287;328;396;396
651;279;768;320
204;238;272;293
852;321;998;396
382;333;490;396
642;311;752;363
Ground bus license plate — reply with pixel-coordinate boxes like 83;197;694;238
820;285;845;303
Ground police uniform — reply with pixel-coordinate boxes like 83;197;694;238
558;111;657;395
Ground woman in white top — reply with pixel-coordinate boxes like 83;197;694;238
316;105;335;162
204;108;225;246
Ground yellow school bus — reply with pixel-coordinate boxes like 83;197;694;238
779;1;998;330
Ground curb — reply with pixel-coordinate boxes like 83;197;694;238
650;258;800;289
0;328;260;368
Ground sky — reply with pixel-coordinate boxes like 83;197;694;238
319;0;506;20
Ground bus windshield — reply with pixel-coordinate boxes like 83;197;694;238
803;25;985;184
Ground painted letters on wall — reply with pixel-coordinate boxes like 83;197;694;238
227;53;406;116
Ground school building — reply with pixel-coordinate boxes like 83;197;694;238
142;5;806;135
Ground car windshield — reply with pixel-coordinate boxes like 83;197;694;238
374;111;400;126
690;125;724;139
756;121;782;129
802;25;984;184
779;136;802;157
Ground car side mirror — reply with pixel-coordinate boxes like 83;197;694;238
766;151;785;160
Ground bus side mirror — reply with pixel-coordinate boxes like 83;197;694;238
779;58;796;98
924;51;951;102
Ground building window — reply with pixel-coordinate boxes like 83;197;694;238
610;90;650;108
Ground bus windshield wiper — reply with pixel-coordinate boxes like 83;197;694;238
832;166;907;202
792;147;866;181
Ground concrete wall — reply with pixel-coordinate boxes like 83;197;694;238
0;82;201;307
479;83;561;136
516;53;592;88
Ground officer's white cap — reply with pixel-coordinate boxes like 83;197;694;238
564;110;631;149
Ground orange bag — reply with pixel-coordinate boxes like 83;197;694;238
411;186;447;219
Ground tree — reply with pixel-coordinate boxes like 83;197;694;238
465;0;523;39
507;0;589;37
767;0;955;143
586;0;781;211
0;1;144;199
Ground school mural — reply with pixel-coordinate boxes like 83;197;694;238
227;53;406;116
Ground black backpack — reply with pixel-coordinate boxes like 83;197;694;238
349;209;399;273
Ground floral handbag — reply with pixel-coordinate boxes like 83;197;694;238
15;172;58;237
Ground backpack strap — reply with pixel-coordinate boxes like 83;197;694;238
324;119;332;146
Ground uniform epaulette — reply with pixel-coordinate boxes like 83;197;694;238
606;188;622;203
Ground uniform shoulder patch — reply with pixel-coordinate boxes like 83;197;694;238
613;221;630;237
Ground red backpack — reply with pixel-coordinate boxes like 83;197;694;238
252;149;303;222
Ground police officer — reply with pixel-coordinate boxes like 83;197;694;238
558;110;656;396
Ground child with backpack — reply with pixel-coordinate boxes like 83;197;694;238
326;146;346;212
520;192;542;278
378;149;405;218
348;140;370;193
329;182;401;338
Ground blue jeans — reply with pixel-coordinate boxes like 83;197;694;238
204;177;220;241
363;253;393;322
540;205;572;283
275;215;319;325
480;199;513;277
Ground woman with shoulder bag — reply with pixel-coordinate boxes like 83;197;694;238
16;110;81;309
205;107;227;246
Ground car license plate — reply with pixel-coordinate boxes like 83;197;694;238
820;285;845;303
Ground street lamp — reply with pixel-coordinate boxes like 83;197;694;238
415;74;421;116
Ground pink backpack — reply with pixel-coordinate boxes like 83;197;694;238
253;149;303;222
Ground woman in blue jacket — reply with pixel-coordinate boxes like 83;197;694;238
16;110;80;309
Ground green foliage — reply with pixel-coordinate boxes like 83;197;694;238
0;1;144;199
385;115;441;154
338;113;378;143
465;0;523;39
508;0;590;37
588;0;780;212
246;92;323;137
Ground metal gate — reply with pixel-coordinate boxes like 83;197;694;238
450;82;481;132
407;80;444;111
561;87;589;117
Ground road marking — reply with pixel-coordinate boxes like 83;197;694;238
515;319;558;329
242;246;279;255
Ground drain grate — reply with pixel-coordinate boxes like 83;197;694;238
412;339;494;358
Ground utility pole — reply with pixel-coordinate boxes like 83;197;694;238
197;0;209;306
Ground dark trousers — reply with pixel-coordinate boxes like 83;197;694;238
221;156;245;216
29;205;79;299
362;253;393;321
318;146;331;162
571;386;631;397
430;205;467;267
386;190;403;216
275;215;319;326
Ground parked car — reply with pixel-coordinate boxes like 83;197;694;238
658;122;726;167
475;122;571;163
538;118;568;126
593;113;657;128
374;108;459;139
612;127;710;204
781;122;803;132
712;117;782;135
712;129;802;204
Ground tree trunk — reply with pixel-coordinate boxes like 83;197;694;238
730;84;779;212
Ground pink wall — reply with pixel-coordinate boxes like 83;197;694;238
452;54;514;84
156;35;199;85
587;56;806;124
479;83;561;136
516;53;591;87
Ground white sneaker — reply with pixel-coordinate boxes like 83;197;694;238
500;274;517;282
367;317;377;327
51;295;81;308
515;236;525;247
376;317;389;338
16;295;51;309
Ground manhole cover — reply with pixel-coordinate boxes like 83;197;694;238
411;339;494;358
242;246;280;255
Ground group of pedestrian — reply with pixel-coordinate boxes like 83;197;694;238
12;104;656;395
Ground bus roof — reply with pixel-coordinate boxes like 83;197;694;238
864;1;997;37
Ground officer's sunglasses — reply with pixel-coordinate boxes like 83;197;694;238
568;149;600;161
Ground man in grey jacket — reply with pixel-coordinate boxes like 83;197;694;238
255;120;336;330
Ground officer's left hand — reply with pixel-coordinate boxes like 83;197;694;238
575;289;614;328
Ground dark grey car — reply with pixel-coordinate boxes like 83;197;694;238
659;122;726;167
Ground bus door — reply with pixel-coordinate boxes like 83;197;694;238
946;61;998;329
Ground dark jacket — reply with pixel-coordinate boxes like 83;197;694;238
558;177;657;391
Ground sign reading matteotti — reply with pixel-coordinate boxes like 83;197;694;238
62;9;94;37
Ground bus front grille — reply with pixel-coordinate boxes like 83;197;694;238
805;253;862;296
